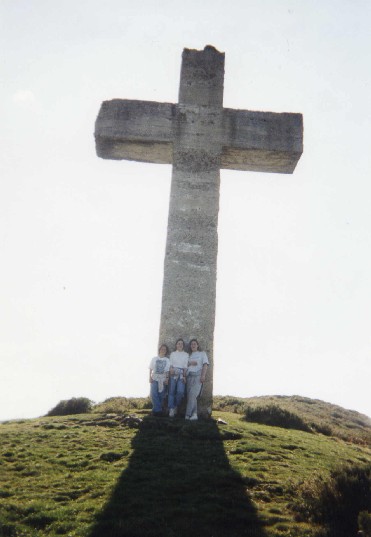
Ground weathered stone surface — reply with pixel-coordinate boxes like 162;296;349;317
95;102;302;173
221;108;303;173
94;46;303;419
178;46;225;107
95;99;174;163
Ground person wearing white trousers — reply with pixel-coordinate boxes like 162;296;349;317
185;339;209;420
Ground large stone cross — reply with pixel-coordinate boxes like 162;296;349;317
94;46;303;418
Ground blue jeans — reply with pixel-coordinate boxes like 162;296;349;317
168;376;186;409
150;381;167;413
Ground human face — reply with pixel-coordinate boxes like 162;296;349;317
190;340;199;352
176;340;184;351
159;345;167;357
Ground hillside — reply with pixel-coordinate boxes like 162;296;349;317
213;395;371;445
1;396;370;537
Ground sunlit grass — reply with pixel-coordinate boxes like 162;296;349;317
0;398;370;537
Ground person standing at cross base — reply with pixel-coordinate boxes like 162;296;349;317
168;338;188;417
149;344;170;416
185;339;209;421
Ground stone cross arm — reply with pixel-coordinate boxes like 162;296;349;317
95;99;303;174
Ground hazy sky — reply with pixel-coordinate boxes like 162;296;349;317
1;0;370;421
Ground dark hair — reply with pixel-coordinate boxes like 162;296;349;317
189;338;201;352
158;343;169;356
175;338;185;350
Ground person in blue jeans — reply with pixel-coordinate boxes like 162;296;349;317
149;344;170;416
168;338;189;417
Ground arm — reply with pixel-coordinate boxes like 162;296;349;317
165;362;170;385
169;353;174;376
183;353;188;381
200;363;208;383
149;369;153;383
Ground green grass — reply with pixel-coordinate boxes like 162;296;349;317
0;397;370;537
213;395;371;445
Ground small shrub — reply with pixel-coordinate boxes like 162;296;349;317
359;511;371;536
100;452;125;463
293;464;371;537
311;422;333;436
212;396;245;413
0;521;17;537
244;404;311;432
142;398;152;410
25;511;55;529
94;396;152;414
47;397;93;416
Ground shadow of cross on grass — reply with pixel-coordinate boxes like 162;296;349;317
89;417;267;537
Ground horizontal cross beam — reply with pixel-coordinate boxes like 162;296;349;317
95;99;303;173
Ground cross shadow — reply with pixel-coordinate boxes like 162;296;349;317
89;416;267;537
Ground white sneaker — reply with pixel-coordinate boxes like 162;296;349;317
169;408;175;417
189;413;198;421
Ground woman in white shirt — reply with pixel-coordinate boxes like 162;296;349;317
149;344;170;416
168;338;189;417
185;338;209;421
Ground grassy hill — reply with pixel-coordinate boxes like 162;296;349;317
1;396;370;537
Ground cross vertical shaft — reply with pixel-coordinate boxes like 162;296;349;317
159;48;225;416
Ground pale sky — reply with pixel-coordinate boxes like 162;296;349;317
1;0;370;421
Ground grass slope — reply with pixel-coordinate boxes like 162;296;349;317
0;396;370;537
213;395;371;445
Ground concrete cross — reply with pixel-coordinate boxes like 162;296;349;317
94;46;303;418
